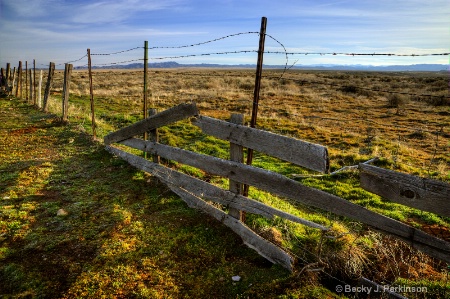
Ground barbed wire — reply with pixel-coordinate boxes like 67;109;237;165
91;46;142;56
148;32;260;49
92;58;143;67
265;51;450;57
58;54;88;66
149;50;258;60
147;50;449;61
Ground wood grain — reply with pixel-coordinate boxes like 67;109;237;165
360;163;450;217
193;116;329;173
104;103;198;145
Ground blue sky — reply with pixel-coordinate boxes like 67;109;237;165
1;0;449;68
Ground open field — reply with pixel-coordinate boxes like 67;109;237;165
1;69;449;298
61;69;450;179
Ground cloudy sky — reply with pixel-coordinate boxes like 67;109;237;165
0;0;449;68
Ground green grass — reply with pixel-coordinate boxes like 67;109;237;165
1;97;349;298
1;80;449;298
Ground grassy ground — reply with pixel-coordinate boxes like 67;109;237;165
0;96;342;298
1;69;449;298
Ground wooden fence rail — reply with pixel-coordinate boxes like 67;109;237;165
105;102;450;271
360;163;450;217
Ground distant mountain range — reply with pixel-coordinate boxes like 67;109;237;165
79;62;449;72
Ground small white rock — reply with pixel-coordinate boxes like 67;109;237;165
232;275;241;282
57;209;68;216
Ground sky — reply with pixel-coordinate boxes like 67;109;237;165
0;0;449;68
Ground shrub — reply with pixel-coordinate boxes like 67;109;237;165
387;93;409;109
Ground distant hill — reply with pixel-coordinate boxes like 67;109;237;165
78;62;449;72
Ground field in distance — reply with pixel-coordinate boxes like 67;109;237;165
53;68;449;181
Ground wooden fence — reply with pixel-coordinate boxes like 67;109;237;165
1;61;72;123
104;102;450;272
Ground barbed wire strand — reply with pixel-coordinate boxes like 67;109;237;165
92;58;144;67
91;46;142;56
265;51;450;57
148;32;260;49
58;54;88;66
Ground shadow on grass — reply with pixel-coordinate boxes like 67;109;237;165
0;107;293;298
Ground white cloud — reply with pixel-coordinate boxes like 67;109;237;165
2;0;59;17
1;0;448;67
70;0;185;24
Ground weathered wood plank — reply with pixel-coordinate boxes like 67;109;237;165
193;115;329;173
148;108;160;164
104;103;199;145
164;184;294;272
107;145;327;230
229;113;244;220
117;139;450;263
360;164;450;218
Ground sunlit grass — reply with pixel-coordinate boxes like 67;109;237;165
1;69;449;298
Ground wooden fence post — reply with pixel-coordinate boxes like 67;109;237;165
62;63;73;122
43;62;55;112
0;68;4;90
29;69;33;105
87;49;97;138
25;61;29;102
5;63;11;94
33;60;36;105
148;108;160;163
229;113;244;221
38;70;43;108
16;61;22;99
12;67;16;95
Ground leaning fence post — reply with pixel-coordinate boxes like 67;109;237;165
62;63;73;122
12;67;16;95
16;61;22;99
228;113;245;221
43;62;55;112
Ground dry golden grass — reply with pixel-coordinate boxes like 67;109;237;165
46;68;449;181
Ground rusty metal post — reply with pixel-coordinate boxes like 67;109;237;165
243;16;267;198
87;49;97;138
143;41;149;158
